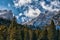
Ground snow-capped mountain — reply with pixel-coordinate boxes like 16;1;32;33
0;10;13;20
13;0;60;24
22;11;60;26
0;0;60;27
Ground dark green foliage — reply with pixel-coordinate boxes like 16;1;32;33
32;30;37;40
0;18;60;40
40;27;48;40
56;28;59;40
47;20;56;40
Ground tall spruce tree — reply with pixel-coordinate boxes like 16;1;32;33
7;16;17;40
58;29;60;40
56;28;59;40
15;25;22;40
29;29;33;40
40;26;48;40
47;20;56;40
35;29;40;40
37;30;41;40
32;30;37;40
23;26;28;40
0;25;6;40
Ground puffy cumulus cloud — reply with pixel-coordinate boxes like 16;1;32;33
15;13;23;19
51;0;60;6
8;3;11;7
21;17;26;22
19;13;23;16
40;0;60;11
15;16;19;19
13;0;32;7
24;7;41;18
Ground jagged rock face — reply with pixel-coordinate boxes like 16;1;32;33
0;10;13;20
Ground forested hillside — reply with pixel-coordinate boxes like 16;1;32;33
0;17;60;40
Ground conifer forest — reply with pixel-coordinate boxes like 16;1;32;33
0;16;60;40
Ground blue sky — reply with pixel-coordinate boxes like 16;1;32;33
0;0;60;25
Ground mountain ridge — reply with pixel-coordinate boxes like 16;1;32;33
0;10;13;20
22;10;60;26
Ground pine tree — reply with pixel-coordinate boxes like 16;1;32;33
0;25;6;40
37;30;41;40
40;26;48;40
58;29;60;40
7;16;17;40
24;26;28;40
32;30;37;40
56;28;59;40
15;25;22;40
47;20;56;40
35;29;40;40
29;29;33;40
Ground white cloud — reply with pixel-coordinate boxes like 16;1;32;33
21;17;26;22
40;1;60;11
8;3;11;7
24;7;41;18
19;13;22;16
40;1;52;10
51;0;60;6
14;3;19;7
16;16;19;19
13;0;32;7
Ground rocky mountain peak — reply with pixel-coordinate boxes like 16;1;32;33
22;11;60;26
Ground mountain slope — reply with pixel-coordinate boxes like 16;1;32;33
0;10;13;20
23;11;60;26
